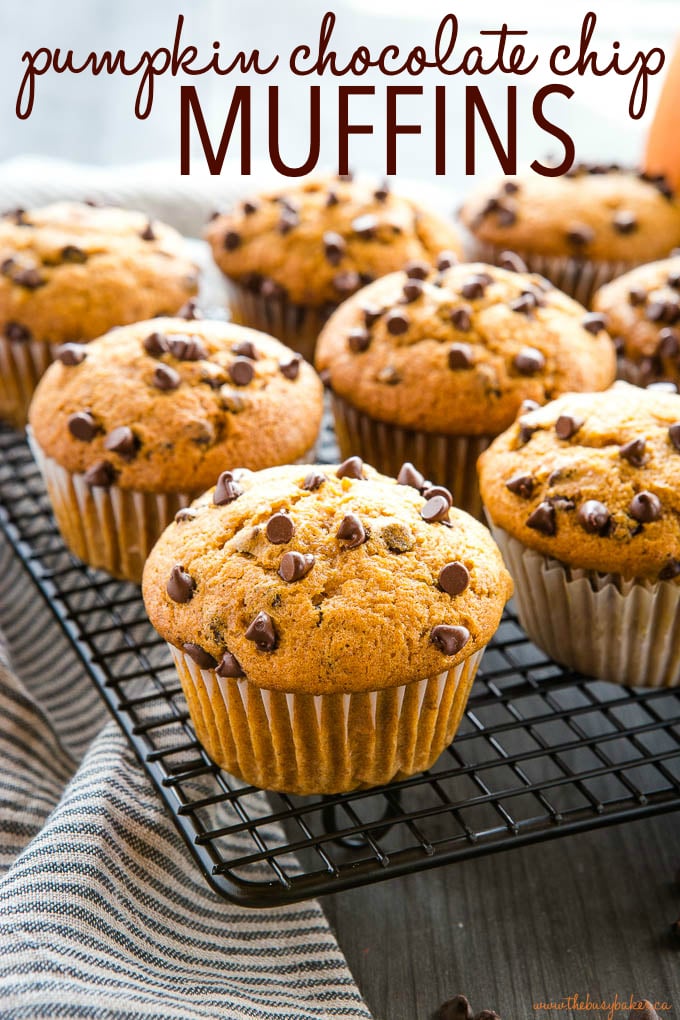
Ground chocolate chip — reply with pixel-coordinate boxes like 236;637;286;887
520;399;541;415
323;231;346;266
279;354;302;380
83;460;116;488
403;259;430;280
224;230;241;251
402;279;423;303
668;269;680;290
434;994;473;1020
421;494;450;524
167;335;208;361
513;347;545;375
659;559;680;580
140;222;156;241
509;292;536;315
245;611;277;651
498;250;528;273
336;513;367;548
436;251;458;271
582;312;607;335
175;507;198;523
450;307;472;332
422;486;453;507
242;200;259;216
215;651;244;678
377;365;400;385
167;564;195;603
555;414;584;440
527;501;556;535
362;304;383;327
629;491;661;522
152;363;181;391
385;309;409;335
103;425;138;460
260;278;286;299
229;358;254;386
279;551;315;582
577;500;610;534
612;210;637;234
13;267;44;289
430;624;470;656
566;224;595;246
629;286;648;307
183;642;217;669
657;328;679;358
213;470;242;506
348;327;371;353
460;274;490;300
325;189;339;207
56;342;86;365
439;562;470;596
333;270;361;296
352;214;378;239
397;462;425;490
646;301;666;323
506;473;534;499
620;438;647;467
278;207;299;233
669;423;680;451
231;340;258;360
374;180;390;202
144;332;169;356
337;456;364;480
61;244;88;264
302;470;326;491
68;411;98;442
266;511;295;544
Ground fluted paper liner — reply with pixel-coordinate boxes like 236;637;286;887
169;644;486;795
0;335;61;429
488;520;680;688
225;280;333;362
331;392;491;520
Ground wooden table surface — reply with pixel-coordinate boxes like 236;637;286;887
2;3;680;1017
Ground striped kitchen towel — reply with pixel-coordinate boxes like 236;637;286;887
0;534;372;1020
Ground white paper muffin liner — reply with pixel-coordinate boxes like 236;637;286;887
169;643;486;795
0;334;61;429
225;280;334;362
487;519;680;688
331;392;492;520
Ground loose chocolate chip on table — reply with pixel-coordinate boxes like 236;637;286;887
348;327;371;352
460;274;491;300
397;462;425;490
183;642;218;669
448;343;473;370
612;209;637;234
659;559;680;580
404;259;430;280
498;250;527;273
213;470;243;506
224;230;241;251
83;460;116;488
302;470;326;491
56;342;86;365
505;472;534;499
61;244;88;263
628;286;647;306
152;363;181;391
629;491;662;522
555;414;584;440
323;231;346;265
402;279;424;303
581;312;608;334
167;335;208;361
436;251;458;271
245;611;278;651
352;214;378;239
513;347;545;375
229;357;255;386
439;561;470;596
434;993;473;1020
450;307;472;332
216;651;245;678
104;425;138;460
669;423;680;451
577;499;610;534
336;513;367;549
279;354;302;380
279;551;315;582
144;331;169;356
566;224;595;246
68;411;98;442
337;456;364;480
421;494;450;524
430;624;470;656
175;507;197;523
619;438;647;467
266;511;295;544
140;221;156;241
385;309;409;335
167;564;195;603
527;501;556;535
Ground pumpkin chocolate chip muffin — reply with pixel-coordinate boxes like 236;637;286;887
458;165;680;307
205;174;463;361
142;458;512;794
315;256;616;518
592;254;680;387
0;201;199;428
28;316;323;583
478;382;680;687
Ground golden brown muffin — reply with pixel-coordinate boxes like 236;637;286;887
142;459;513;792
205;174;463;359
593;255;680;387
29;317;323;582
315;258;616;516
0;201;199;427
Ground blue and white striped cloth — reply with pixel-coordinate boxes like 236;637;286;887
0;535;372;1019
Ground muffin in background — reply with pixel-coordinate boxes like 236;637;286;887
315;256;616;518
478;382;680;688
0;201;199;428
593;254;680;387
458;165;680;307
205;174;463;361
28;317;323;583
142;459;513;795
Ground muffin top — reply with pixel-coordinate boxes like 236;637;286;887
458;166;680;262
478;382;680;581
315;258;616;436
29;317;323;494
0;202;199;345
205;175;463;307
593;255;680;386
142;459;513;694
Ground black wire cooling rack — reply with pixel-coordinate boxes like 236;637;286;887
1;422;680;907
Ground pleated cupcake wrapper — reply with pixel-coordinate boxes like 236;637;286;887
225;280;334;363
170;644;486;795
29;434;194;584
0;335;61;429
487;519;680;688
331;392;491;520
467;240;640;309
